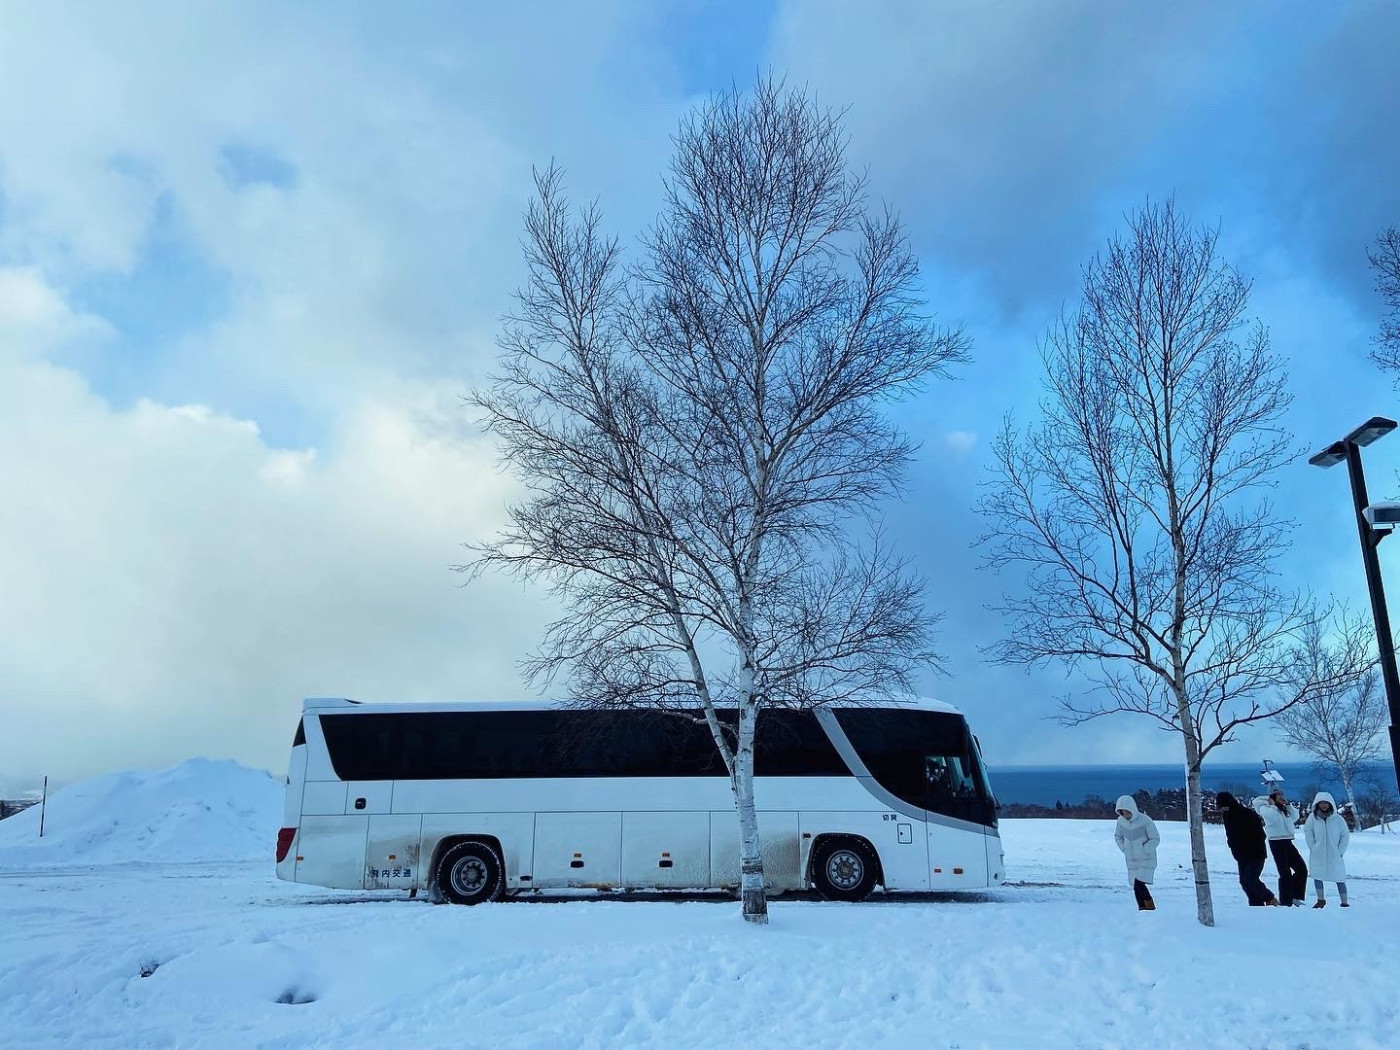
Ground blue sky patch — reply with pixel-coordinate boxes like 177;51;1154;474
219;142;297;191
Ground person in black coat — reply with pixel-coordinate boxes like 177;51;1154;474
1216;791;1279;906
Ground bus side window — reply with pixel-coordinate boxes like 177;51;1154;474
926;756;954;797
400;730;426;778
926;755;976;799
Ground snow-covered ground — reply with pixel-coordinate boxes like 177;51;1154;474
2;763;1398;1049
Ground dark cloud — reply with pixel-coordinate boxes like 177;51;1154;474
771;1;1258;305
765;1;1400;764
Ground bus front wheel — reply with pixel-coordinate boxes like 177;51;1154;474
811;838;879;902
435;840;505;905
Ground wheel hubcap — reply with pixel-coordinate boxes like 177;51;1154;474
451;856;489;897
826;849;863;890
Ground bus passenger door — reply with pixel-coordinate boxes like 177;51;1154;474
925;754;989;889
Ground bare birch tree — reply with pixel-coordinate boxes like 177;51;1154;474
468;78;967;923
978;199;1368;926
1277;671;1387;825
1369;226;1400;376
1356;780;1398;833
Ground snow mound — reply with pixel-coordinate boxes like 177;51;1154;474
0;758;281;868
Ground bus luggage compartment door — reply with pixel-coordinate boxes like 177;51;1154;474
622;811;710;889
294;814;370;889
926;817;989;888
710;811;800;891
532;812;622;888
365;814;423;889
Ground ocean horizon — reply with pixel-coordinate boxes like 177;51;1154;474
986;761;1392;807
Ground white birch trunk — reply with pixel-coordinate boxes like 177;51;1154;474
1167;444;1216;927
734;697;767;924
1185;762;1214;927
1178;700;1215;926
734;444;769;925
1343;774;1360;832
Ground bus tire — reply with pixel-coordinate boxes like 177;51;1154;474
811;837;879;902
435;840;505;905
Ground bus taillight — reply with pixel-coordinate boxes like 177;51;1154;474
276;827;297;863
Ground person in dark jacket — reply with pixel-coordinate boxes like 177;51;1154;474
1216;791;1279;906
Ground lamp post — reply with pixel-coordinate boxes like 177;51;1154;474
1309;415;1400;792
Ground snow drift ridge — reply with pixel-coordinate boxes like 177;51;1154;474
0;758;282;868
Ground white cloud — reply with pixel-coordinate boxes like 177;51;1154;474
0;266;111;359
0;3;692;791
0;272;555;792
944;430;978;455
0;3;685;399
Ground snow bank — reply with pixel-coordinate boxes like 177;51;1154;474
0;758;281;868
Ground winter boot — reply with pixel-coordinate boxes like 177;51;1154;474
1340;901;1350;908
1139;899;1156;911
1313;899;1327;909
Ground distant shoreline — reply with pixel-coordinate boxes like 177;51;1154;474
987;761;1389;807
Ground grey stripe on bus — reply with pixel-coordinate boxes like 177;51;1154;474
813;707;1000;840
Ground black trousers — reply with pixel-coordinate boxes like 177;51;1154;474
1268;839;1308;905
1133;879;1154;907
1238;856;1274;905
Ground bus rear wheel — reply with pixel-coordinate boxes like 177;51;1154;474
811;838;878;902
435;840;505;905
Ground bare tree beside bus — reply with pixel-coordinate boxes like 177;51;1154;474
467;77;967;923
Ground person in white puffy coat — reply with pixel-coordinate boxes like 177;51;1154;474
1114;794;1160;911
1304;791;1350;909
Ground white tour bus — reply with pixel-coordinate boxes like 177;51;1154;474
276;697;1003;903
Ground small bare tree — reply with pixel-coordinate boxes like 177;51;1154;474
1356;779;1399;833
1277;671;1387;825
469;78;967;923
979;199;1368;926
1369;226;1400;376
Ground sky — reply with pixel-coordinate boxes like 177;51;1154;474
3;1;1400;795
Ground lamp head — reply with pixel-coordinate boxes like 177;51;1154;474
1345;416;1398;447
1309;441;1347;468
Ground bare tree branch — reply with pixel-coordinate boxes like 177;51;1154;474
1369;226;1400;378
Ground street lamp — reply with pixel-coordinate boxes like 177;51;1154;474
1309;415;1400;792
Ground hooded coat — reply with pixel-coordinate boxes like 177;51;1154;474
1304;791;1350;882
1114;795;1160;885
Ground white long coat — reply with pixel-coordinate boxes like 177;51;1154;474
1114;794;1160;885
1304;791;1350;883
